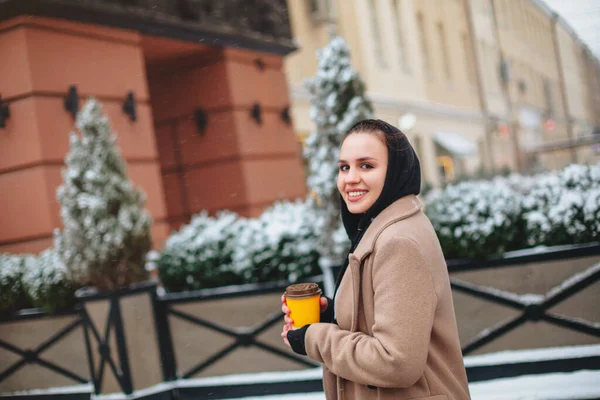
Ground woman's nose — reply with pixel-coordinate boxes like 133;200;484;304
345;168;359;183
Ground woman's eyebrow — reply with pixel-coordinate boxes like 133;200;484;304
337;157;376;164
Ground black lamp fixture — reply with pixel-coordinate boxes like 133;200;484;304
194;107;208;134
281;106;291;126
64;85;79;119
0;97;10;129
254;58;265;70
250;103;262;125
122;91;137;122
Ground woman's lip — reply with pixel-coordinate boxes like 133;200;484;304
347;191;368;202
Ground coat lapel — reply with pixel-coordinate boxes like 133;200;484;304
346;195;423;333
351;195;422;262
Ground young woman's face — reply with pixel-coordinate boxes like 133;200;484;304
337;132;388;214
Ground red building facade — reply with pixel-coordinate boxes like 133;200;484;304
0;0;307;254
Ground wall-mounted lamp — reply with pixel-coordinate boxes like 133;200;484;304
64;85;79;119
194;108;208;134
250;103;262;125
122;91;137;121
281;106;291;126
0;97;10;129
254;58;265;70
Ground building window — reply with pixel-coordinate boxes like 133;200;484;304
437;22;452;80
417;13;431;75
310;0;336;22
368;0;387;67
462;33;475;85
391;0;409;72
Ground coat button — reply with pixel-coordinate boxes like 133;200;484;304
367;385;377;390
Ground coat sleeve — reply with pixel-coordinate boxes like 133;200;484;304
304;236;438;388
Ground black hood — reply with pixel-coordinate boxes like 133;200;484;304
340;120;421;252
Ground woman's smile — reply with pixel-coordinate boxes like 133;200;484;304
346;189;368;202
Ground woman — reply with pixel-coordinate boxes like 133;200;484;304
281;119;470;399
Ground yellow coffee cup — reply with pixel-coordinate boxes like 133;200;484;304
285;283;322;329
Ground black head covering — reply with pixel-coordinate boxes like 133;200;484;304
341;119;421;251
333;119;421;299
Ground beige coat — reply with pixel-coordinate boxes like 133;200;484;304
305;195;470;400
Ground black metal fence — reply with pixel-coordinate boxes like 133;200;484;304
447;242;600;356
1;242;599;399
154;279;320;383
0;308;88;389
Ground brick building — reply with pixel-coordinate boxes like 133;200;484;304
0;0;307;254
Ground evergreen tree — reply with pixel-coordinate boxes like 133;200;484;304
303;36;374;263
54;99;152;291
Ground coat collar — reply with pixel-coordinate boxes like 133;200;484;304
350;195;422;262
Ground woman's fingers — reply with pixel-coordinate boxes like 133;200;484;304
281;323;291;347
320;296;328;313
280;294;292;347
281;294;291;315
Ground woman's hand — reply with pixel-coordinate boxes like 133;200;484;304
281;294;328;347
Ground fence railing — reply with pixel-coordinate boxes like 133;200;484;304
154;278;321;382
446;242;600;356
0;307;87;387
1;242;599;398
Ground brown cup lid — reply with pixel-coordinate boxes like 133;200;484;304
285;282;321;298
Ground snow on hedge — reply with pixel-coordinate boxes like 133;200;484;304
158;200;321;292
522;164;600;246
426;164;600;259
22;248;78;313
426;179;524;258
0;254;31;315
0;251;79;315
156;164;599;292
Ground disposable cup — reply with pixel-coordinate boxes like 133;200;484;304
285;283;322;329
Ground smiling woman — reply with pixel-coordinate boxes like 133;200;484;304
281;119;471;400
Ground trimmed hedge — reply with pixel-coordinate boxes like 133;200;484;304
2;164;598;309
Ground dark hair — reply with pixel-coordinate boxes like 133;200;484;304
344;118;412;153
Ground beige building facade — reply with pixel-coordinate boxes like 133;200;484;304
285;0;600;187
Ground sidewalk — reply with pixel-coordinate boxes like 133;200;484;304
223;369;600;400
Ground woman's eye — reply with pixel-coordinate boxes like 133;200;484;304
361;163;374;169
339;165;349;172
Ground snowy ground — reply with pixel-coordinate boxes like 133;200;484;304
222;369;600;400
3;345;599;400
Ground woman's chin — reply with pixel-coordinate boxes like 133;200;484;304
346;202;368;214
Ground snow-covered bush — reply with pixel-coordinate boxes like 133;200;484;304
522;164;600;246
232;200;320;283
22;249;79;313
157;200;321;292
54;99;152;291
158;211;241;291
425;180;524;259
426;164;600;258
0;254;32;315
303;36;373;262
